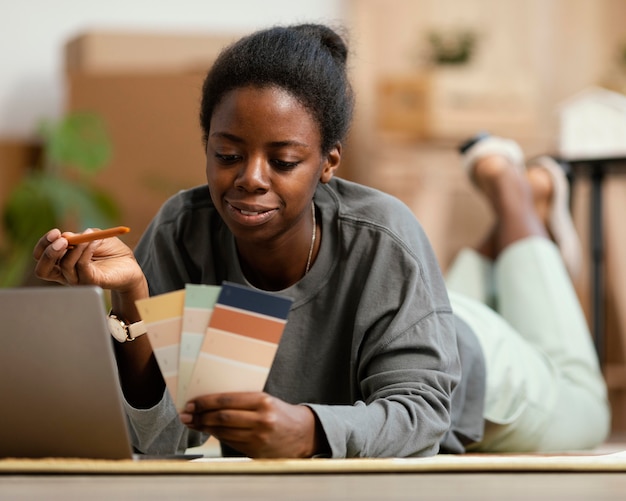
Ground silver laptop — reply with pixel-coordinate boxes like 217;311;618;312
0;285;199;460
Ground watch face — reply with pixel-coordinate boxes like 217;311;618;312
107;316;128;343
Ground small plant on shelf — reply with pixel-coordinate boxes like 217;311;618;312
426;28;477;65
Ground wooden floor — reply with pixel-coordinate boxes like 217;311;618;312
2;471;626;500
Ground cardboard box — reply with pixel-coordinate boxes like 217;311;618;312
376;69;538;141
376;74;432;139
65;31;240;74
66;71;209;249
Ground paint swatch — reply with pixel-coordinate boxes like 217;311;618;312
177;284;221;410
184;282;293;401
135;289;186;404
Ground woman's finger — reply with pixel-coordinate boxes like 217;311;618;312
32;229;61;261
33;234;70;284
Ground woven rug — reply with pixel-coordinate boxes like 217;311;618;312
2;450;626;475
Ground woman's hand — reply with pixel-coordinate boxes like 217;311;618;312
32;228;144;292
179;392;322;458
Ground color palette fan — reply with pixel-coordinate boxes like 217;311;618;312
135;282;293;410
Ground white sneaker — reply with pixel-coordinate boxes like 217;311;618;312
526;155;583;280
460;134;525;178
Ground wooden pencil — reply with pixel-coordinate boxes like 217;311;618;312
63;226;130;246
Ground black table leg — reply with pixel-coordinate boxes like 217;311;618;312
589;161;605;365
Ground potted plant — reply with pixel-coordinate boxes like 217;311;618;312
0;112;120;287
426;29;478;66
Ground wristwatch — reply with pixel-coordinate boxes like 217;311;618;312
107;312;147;343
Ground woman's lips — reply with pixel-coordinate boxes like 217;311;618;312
226;202;277;226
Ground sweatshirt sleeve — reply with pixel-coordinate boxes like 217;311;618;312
307;308;459;458
123;389;208;455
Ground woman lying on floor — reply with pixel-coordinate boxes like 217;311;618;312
32;23;610;458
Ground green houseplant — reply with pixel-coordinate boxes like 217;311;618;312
427;29;477;65
0;112;120;287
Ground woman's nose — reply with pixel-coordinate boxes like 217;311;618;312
234;156;271;192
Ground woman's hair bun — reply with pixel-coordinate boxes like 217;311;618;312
294;23;349;66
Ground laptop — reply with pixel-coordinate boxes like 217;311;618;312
0;285;200;460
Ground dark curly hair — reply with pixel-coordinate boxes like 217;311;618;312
199;23;354;155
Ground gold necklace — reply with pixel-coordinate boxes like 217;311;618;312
304;201;316;276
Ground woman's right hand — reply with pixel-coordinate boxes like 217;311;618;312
33;228;145;293
34;228;161;407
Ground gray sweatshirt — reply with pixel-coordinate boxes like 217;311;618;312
125;177;485;457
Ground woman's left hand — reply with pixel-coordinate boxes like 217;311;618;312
179;392;320;458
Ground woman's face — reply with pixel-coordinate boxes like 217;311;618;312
205;85;340;246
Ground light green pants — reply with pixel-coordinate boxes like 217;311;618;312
446;237;610;452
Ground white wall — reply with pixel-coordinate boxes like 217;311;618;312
0;0;345;139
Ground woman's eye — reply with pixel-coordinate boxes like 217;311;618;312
272;159;299;170
214;153;240;164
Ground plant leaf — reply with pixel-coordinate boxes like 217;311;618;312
3;174;59;247
41;112;112;174
3;173;120;249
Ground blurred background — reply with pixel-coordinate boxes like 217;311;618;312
2;0;626;433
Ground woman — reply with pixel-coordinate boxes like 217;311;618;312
33;24;609;458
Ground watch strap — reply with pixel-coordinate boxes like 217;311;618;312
126;319;147;341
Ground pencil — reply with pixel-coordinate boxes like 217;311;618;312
63;226;130;246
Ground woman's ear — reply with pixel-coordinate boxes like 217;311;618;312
320;143;341;184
